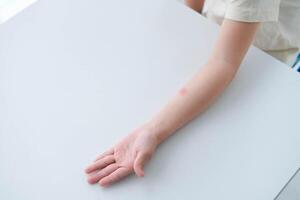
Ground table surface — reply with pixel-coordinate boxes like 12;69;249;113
0;0;299;199
0;0;37;24
277;169;300;200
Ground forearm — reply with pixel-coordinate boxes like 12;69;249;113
86;19;259;187
144;20;259;145
146;60;238;144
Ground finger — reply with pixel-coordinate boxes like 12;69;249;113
87;164;119;184
94;148;114;162
99;167;131;187
134;152;151;177
85;169;101;182
85;155;115;173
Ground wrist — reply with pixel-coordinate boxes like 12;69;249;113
143;119;172;145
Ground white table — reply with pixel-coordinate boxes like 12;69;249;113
0;0;299;199
0;0;37;24
277;169;300;200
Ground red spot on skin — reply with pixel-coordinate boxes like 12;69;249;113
179;87;188;96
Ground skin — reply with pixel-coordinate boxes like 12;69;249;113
85;1;260;187
185;0;205;12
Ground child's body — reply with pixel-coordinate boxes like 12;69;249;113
200;0;300;67
85;0;300;187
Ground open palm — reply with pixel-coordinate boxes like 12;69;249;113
85;125;158;187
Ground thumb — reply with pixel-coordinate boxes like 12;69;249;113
134;151;151;177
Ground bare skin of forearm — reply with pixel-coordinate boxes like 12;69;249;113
185;0;205;12
85;20;259;187
147;60;235;143
147;20;259;144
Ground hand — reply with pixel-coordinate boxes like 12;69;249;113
85;123;159;187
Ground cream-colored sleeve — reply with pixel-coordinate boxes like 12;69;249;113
225;0;281;22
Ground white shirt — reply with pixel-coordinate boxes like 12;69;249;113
201;0;300;66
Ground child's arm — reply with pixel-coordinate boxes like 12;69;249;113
85;19;259;187
148;20;259;143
